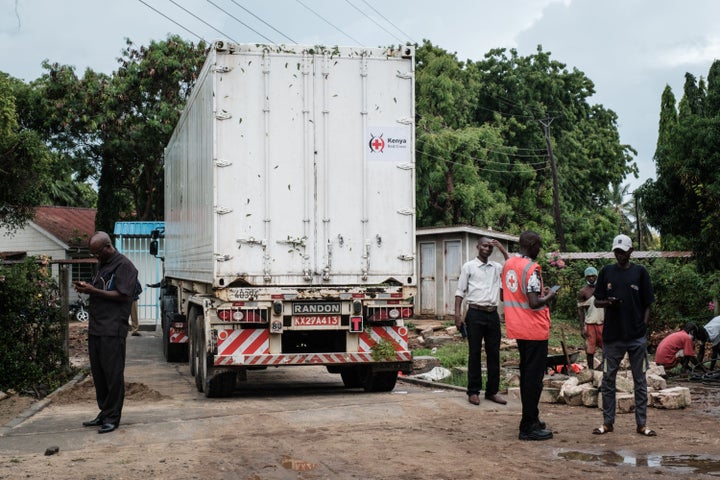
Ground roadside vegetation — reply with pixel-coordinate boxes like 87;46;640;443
0;258;77;394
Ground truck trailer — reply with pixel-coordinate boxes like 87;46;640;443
154;41;416;397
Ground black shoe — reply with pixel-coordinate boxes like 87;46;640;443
82;417;102;427
131;332;141;336
98;423;118;434
518;428;553;441
535;419;547;430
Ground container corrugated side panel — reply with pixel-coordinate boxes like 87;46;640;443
164;52;216;284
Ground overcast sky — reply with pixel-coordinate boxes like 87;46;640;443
2;0;719;192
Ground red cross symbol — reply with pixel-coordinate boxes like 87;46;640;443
369;134;385;153
507;275;517;290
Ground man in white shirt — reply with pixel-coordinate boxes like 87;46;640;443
455;237;508;406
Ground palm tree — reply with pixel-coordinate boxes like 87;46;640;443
609;182;655;249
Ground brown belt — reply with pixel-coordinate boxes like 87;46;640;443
468;304;497;312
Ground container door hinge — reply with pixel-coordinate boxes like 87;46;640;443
216;110;232;121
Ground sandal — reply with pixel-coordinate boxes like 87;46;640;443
592;424;613;435
637;425;657;436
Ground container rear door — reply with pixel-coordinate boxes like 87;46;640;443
213;47;415;287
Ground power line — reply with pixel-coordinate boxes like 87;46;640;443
359;0;417;45
344;0;404;44
206;0;276;44
228;0;297;43
417;149;550;174
137;0;207;43
166;0;240;43
294;0;363;46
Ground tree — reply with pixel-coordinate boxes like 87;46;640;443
91;36;209;232
0;74;52;231
414;43;636;250
641;60;720;270
33;35;208;232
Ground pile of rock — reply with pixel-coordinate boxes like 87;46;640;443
506;361;692;411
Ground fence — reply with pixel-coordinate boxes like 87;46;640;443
113;222;165;330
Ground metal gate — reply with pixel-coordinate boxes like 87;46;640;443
113;221;165;329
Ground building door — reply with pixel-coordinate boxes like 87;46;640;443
419;242;436;315
444;240;462;317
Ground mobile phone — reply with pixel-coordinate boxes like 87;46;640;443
459;324;468;338
550;285;561;293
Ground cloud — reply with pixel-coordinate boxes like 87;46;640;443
655;35;720;69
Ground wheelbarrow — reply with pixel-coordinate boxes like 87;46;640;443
546;351;579;370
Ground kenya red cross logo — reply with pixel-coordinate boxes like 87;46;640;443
369;133;385;153
505;270;519;293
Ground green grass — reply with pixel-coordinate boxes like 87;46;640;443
410;315;583;390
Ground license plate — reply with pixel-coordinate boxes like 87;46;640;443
293;315;341;326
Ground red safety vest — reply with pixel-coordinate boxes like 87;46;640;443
502;256;551;340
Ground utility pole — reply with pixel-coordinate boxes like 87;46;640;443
634;191;642;250
539;117;566;250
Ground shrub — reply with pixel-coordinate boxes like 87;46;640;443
0;257;75;392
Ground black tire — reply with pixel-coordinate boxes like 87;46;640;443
340;367;364;388
195;316;206;392
162;315;171;361
189;312;198;377
194;319;235;398
205;371;236;398
363;370;398;392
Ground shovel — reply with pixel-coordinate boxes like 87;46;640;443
560;326;574;376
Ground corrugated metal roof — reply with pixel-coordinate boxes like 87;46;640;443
416;225;519;242
114;221;165;237
33;206;96;247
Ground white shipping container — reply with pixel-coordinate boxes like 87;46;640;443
164;42;416;289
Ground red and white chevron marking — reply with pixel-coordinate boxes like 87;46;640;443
212;326;411;366
170;330;188;344
222;351;412;366
358;326;409;353
216;328;269;358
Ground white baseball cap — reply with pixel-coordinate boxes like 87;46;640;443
611;234;632;252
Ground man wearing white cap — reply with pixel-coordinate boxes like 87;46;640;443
591;234;656;437
577;266;604;369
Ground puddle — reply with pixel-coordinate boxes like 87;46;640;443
557;450;720;476
281;456;318;472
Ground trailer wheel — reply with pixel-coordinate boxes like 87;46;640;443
194;319;235;397
189;312;198;377
205;371;236;398
363;370;398;392
195;316;206;392
340;367;364;388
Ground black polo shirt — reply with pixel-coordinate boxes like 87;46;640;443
88;251;138;337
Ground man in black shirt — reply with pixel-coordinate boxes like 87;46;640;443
74;231;138;434
592;234;656;437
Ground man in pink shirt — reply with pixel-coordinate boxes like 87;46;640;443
655;322;705;372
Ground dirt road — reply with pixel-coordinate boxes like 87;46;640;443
1;324;720;479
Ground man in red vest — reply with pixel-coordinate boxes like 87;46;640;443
502;230;556;441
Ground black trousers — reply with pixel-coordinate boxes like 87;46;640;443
465;309;501;397
516;338;548;433
88;335;126;425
